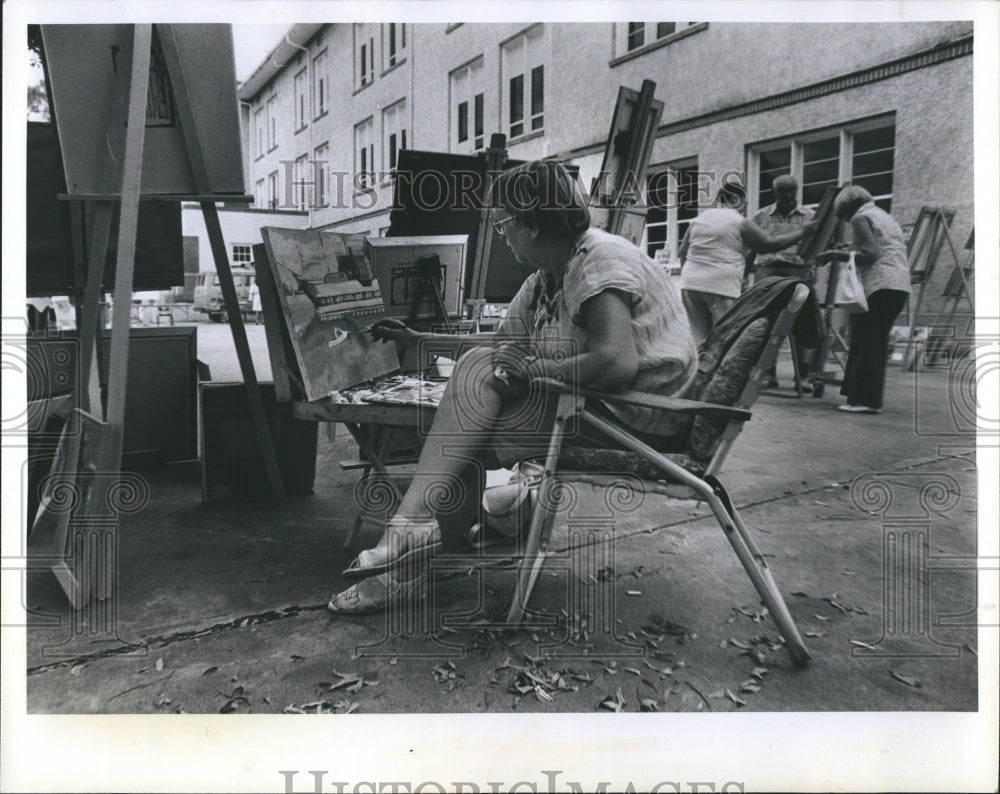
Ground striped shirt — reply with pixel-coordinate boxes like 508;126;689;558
751;203;815;268
501;228;697;436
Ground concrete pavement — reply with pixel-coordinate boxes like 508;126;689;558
24;329;982;715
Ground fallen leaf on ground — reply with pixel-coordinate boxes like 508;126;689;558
890;671;922;688
202;666;218;676
814;614;832;621
725;689;747;707
804;631;825;638
729;638;752;649
639;697;659;712
597;687;627;712
155;658;164;672
750;667;769;680
70;664;87;676
849;640;879;651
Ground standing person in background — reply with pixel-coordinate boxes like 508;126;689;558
747;175;817;389
248;279;262;324
817;185;911;414
678;181;815;346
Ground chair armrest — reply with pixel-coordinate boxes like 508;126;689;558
530;377;752;421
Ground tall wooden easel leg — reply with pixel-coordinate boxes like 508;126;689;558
201;202;287;503
156;23;286;503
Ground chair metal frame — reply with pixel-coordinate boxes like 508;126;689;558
504;283;812;664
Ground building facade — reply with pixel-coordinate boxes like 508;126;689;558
237;20;975;320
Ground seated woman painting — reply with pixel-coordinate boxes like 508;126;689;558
327;159;697;614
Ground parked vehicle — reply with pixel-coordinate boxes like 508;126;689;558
192;269;255;322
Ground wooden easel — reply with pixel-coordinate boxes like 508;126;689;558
923;228;975;365
796;185;846;399
593;80;664;245
899;206;961;370
34;24;285;607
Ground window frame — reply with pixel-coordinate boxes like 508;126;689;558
312;48;328;119
267;171;279;210
611;22;707;63
384;22;408;70
355;24;376;89
450;56;485;153
501;25;546;142
641;158;701;265
354;116;376;192
294;67;309;133
746;114;896;216
266;95;278;151
232;243;253;266
313;143;329;208
382;98;408;173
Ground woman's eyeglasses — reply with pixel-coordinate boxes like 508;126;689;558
491;215;518;237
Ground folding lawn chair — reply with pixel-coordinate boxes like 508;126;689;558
504;280;814;664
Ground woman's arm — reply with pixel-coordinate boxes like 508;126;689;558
849;215;880;267
525;289;639;389
740;218;815;254
371;318;505;356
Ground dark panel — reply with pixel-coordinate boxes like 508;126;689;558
200;382;318;500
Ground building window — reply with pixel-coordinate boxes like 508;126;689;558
355;117;375;190
355;24;376;88
643;160;700;264
313;49;327;117
254;107;265;159
385;23;407;69
383;99;408;173
616;22;703;55
232;244;253;266
294;68;308;132
502;26;546;140
314;143;329;207
255;178;265;208
748;116;896;214
294;154;310;210
266;95;277;150
267;171;278;210
450;57;485;153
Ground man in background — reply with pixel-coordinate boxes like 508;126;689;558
747;174;817;389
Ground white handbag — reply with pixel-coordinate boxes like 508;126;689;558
833;251;869;314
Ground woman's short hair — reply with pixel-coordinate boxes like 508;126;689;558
834;184;874;219
495;160;591;237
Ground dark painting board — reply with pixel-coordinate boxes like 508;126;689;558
26;121;185;294
259;227;399;400
364;235;468;320
387;148;531;304
907;206;956;284
40;24;245;196
797;184;841;261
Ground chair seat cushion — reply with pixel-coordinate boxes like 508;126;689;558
689;317;771;461
556;446;705;480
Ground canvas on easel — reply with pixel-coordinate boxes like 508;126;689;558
591;80;664;246
259;226;400;400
